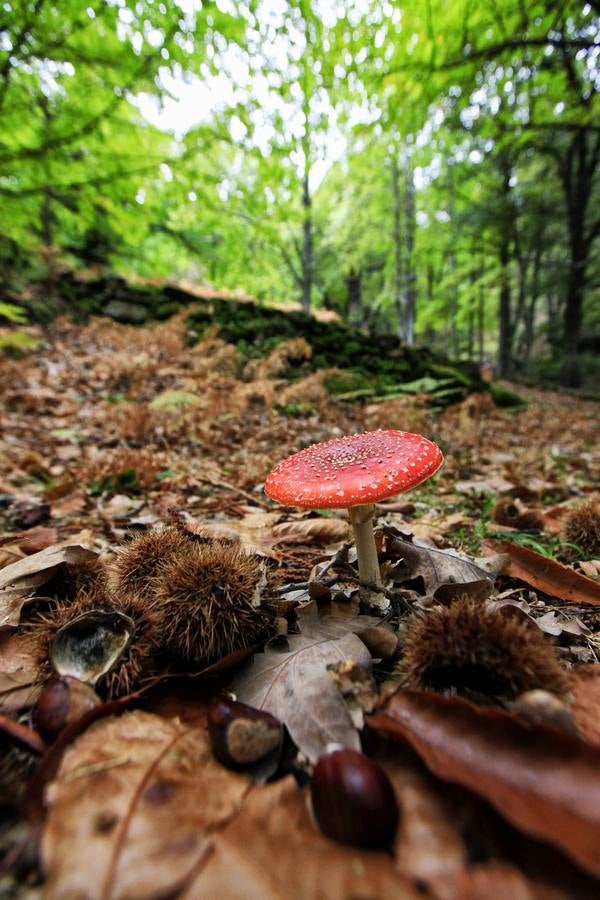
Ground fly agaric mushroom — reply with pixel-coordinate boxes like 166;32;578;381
265;429;443;611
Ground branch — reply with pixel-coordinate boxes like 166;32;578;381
0;21;179;165
381;35;600;78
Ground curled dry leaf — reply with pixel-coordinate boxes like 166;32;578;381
180;777;423;900
232;603;374;761
0;631;42;713
482;540;600;606
570;665;600;748
385;530;503;596
386;754;466;897
369;690;600;878
0;544;98;629
42;710;250;900
270;517;350;546
452;863;566;900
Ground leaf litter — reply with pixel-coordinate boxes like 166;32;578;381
0;317;599;896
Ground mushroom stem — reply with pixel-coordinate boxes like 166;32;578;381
348;505;389;612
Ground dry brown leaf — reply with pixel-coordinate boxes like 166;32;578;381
180;777;423;900
232;603;374;761
0;544;98;628
570;665;600;748
42;710;250;900
369;689;600;878
452;863;566;900
386;531;505;595
12;525;59;554
386;754;466;896
482;540;600;605
0;631;41;713
270;517;349;546
455;476;515;496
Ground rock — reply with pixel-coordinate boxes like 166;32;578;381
102;301;148;324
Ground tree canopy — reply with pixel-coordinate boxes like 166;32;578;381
1;0;598;384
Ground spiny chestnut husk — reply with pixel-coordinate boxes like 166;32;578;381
113;526;191;598
208;697;283;769
310;749;399;850
562;496;600;557
397;597;568;702
36;590;162;699
153;540;276;667
33;676;101;742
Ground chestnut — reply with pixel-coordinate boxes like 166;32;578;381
207;697;283;769
310;748;399;849
33;676;100;742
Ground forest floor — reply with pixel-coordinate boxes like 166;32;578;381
1;310;600;898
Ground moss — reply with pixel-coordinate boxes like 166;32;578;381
489;382;527;409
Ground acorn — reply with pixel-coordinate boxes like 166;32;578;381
33;676;101;742
207;697;283;769
310;749;399;849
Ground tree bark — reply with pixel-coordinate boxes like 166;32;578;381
391;155;405;340
497;159;514;377
301;172;312;314
403;153;416;346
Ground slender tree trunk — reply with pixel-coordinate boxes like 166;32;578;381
521;244;543;369
448;165;459;357
556;129;599;385
346;268;362;325
478;271;485;367
391;155;405;340
403;152;416;346
497;160;514;377
301;172;312;314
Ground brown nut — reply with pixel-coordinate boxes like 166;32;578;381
310;748;399;849
207;697;283;769
33;676;100;742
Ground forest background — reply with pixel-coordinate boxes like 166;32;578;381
1;0;599;388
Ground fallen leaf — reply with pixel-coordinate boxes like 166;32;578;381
42;710;250;900
0;544;98;629
482;540;600;605
12;525;59;554
452;863;565;900
0;631;41;713
385;531;503;595
232;603;374;761
576;560;600;579
270;517;349;546
386;753;466;894
570;666;600;748
180;777;423;900
369;689;600;878
455;476;515;496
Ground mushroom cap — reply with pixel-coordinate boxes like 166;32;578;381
265;429;443;509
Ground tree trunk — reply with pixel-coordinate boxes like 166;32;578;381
448;165;459;358
557;128;599;386
403;152;416;346
391;155;405;340
497;159;514;377
301;172;312;314
346;268;362;325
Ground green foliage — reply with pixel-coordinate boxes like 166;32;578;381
0;303;27;324
149;390;202;411
0;0;597;383
0;331;41;354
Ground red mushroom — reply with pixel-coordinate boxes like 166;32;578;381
265;429;443;611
